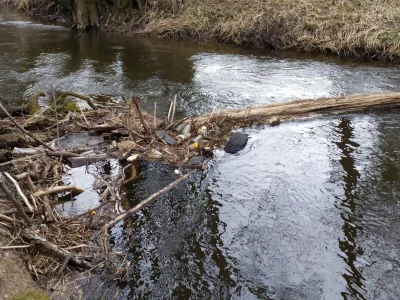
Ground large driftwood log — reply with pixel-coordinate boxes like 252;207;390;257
191;92;400;124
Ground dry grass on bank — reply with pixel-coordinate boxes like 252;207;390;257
140;0;400;61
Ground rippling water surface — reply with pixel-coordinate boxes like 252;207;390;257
2;7;400;299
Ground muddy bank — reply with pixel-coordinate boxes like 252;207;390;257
1;0;400;61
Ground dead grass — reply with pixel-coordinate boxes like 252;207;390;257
139;0;400;61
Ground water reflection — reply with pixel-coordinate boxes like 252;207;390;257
335;118;365;298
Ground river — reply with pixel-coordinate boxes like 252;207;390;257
1;7;400;300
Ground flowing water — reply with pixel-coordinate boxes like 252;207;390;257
2;7;400;300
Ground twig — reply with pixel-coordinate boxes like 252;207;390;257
0;245;32;250
42;195;54;222
171;94;177;123
33;185;85;197
57;254;72;278
13;171;38;181
53;91;61;150
165;116;188;130
0;102;54;151
41;163;52;181
102;171;195;254
0;213;16;223
153;102;157;129
30;194;38;210
0;174;31;226
131;96;149;134
79;108;90;128
56;92;96;110
167;101;173;122
53;163;60;202
5;172;34;212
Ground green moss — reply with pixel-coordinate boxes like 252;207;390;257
63;101;80;112
10;291;50;300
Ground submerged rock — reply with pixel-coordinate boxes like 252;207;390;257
224;132;248;154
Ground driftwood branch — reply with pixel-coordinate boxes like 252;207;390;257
0;174;31;226
102;171;195;254
56;92;97;110
33;185;85;197
4;172;34;212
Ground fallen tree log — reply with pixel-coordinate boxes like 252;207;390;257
191;92;400;125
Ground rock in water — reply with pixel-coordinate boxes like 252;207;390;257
224;132;248;154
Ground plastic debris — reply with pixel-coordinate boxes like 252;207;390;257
148;149;163;159
127;154;139;162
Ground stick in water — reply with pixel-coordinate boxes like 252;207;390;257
102;170;195;254
171;94;177;124
154;102;157;129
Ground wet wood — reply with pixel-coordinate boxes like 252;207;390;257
191;92;400;124
33;185;85;197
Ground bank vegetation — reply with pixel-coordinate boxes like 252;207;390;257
1;0;400;60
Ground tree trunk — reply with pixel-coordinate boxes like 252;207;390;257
74;0;99;31
136;0;146;16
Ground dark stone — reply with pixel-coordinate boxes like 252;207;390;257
224;132;248;154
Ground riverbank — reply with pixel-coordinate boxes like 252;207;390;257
1;0;400;61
